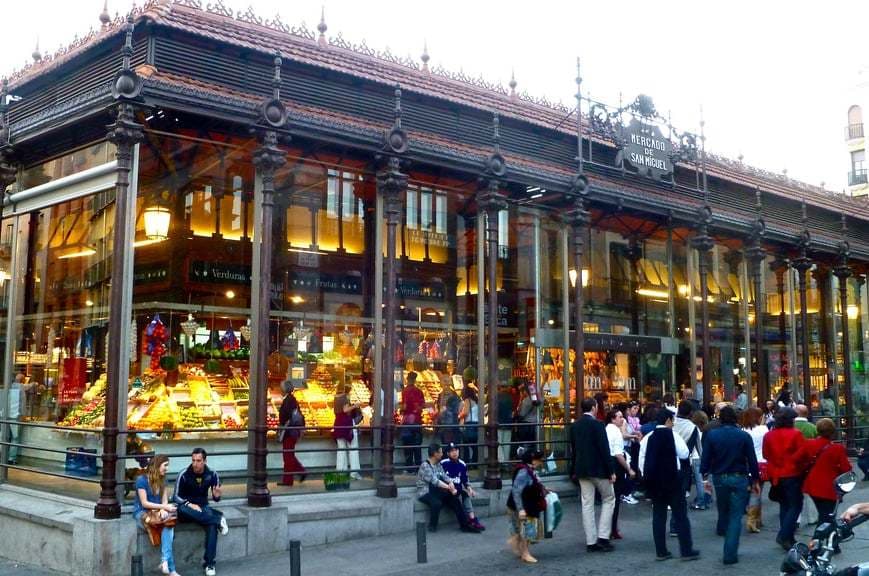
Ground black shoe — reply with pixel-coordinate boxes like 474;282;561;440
428;524;438;533
723;558;738;565
298;474;307;484
681;550;701;561
461;524;481;533
656;552;673;561
587;544;605;553
597;539;614;551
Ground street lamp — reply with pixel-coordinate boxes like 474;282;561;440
143;204;171;240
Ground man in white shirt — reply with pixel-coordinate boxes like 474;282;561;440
2;373;25;465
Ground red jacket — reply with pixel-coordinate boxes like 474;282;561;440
763;427;807;483
801;438;852;501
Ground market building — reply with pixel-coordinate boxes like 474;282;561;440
0;1;868;572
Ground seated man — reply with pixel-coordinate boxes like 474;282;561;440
441;442;485;531
173;448;229;576
416;442;479;533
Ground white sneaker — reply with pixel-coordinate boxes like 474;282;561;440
204;567;216;576
219;516;229;536
621;495;639;505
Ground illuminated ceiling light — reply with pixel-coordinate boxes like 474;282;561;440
678;284;690;297
85;299;94;307
143;205;171;241
847;304;859;320
568;268;590;288
58;247;97;259
547;319;555;325
288;247;327;256
289;295;305;304
637;288;669;299
225;290;235;299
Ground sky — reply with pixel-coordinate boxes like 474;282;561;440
1;1;868;193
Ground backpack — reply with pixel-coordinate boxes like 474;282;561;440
285;407;305;439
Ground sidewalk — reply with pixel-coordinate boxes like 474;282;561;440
4;482;869;576
213;482;869;576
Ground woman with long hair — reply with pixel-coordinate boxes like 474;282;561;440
507;448;547;564
740;407;768;532
133;454;180;576
763;407;807;550
802;419;852;530
458;385;480;465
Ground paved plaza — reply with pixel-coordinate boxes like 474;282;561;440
4;483;868;576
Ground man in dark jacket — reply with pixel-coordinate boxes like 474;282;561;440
174;448;228;576
569;397;616;552
640;410;699;562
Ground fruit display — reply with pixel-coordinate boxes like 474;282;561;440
266;414;279;430
221;414;242;430
348;380;371;405
132;398;177;431
179;406;205;429
60;397;106;427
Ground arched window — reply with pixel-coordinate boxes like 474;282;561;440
847;105;863;139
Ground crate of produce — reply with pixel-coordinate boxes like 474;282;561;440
324;471;351;491
65;447;98;477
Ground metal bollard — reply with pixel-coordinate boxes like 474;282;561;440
289;539;301;576
130;554;144;576
416;521;427;563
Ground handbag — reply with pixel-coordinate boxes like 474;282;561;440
768;482;782;503
142;510;177;547
520;516;543;542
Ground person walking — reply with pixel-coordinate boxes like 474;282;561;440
605;408;635;539
700;406;759;565
507;448;547;563
673;401;701;516
174;448;229;576
801;418;852;530
277;381;306;486
763;407;807;550
740;406;769;532
134;454;180;576
569;397;616;552
514;385;538;453
640;410;699;562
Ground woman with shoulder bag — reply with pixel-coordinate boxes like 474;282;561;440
507;448;547;564
763;407;807;550
278;381;306;486
801;419;852;532
133;454;181;576
459;385;480;465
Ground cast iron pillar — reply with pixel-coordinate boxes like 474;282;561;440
376;86;408;499
746;189;768;404
479;113;507;491
834;214;854;444
691;206;714;405
724;250;744;402
248;53;289;508
570;59;590;417
792;200;813;411
0;80;17;482
95;16;144;520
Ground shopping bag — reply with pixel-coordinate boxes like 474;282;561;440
545;452;557;474
521;516;543;542
545;492;562;533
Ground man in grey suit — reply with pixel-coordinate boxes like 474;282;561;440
569;397;616;552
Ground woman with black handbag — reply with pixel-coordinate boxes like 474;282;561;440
763;407;807;550
133;454;180;576
507;448;547;564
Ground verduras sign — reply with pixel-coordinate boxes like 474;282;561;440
623;118;672;180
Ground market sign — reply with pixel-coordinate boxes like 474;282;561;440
622;118;672;180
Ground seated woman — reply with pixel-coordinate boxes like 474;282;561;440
134;454;181;576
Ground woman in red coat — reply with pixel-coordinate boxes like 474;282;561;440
801;418;852;527
762;407;807;550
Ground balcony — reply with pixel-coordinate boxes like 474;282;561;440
849;168;868;186
846;123;864;140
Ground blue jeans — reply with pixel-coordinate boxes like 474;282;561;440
135;512;175;573
713;474;749;563
776;476;804;544
692;460;711;507
178;503;223;568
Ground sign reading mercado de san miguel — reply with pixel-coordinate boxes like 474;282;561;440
622;118;672;181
